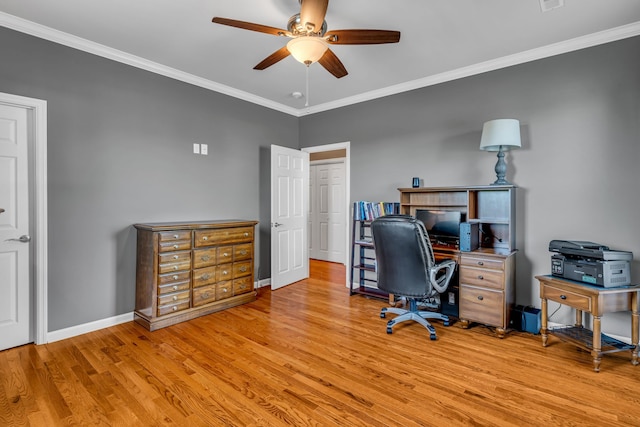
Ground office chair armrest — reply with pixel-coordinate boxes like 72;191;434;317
428;259;457;294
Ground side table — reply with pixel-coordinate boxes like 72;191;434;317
536;275;639;372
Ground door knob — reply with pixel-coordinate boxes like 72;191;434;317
0;208;5;214
272;222;283;227
5;235;31;243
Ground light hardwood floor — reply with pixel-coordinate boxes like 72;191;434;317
1;260;639;426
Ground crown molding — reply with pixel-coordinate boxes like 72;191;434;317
2;12;639;117
0;12;300;116
301;21;640;116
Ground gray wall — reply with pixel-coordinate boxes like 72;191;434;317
300;36;640;337
0;27;298;331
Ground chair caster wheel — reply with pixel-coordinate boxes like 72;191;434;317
386;327;393;334
444;321;450;327
430;334;437;341
380;312;386;318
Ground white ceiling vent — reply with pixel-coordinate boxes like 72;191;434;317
539;0;565;12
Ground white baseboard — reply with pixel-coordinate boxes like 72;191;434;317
257;278;271;289
46;312;134;343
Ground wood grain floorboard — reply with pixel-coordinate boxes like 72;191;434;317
1;259;639;426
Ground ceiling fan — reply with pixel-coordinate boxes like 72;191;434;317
212;0;400;78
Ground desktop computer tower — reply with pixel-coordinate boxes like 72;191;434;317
459;222;479;252
440;284;459;318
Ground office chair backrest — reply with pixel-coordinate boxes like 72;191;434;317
371;215;437;297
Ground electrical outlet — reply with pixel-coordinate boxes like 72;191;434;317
201;144;208;155
193;143;200;154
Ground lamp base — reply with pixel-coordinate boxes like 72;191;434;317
490;147;513;186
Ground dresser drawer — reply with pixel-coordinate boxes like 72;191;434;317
158;280;190;295
193;284;217;307
192;266;217;288
158;259;191;274
233;260;252;278
460;285;504;327
158;271;190;286
194;227;254;247
460;266;504;290
157;299;190;317
159;230;191;242
542;285;591;312
216;282;233;300
159;240;191;252
217;246;233;263
158;290;190;306
233;276;253;296
193;248;217;269
234;243;252;261
460;255;504;270
217;263;233;282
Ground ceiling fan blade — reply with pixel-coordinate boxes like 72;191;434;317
212;17;292;37
254;46;291;70
317;48;348;79
299;0;329;33
325;29;401;45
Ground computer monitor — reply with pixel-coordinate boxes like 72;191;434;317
415;209;462;243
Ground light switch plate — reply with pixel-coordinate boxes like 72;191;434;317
193;143;200;154
201;144;208;155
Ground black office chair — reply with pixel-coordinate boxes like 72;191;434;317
371;215;457;340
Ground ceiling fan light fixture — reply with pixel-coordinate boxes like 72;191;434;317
287;36;328;65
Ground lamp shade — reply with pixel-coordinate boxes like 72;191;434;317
479;119;522;152
287;36;328;65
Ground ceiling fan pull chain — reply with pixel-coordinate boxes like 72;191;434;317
305;64;310;108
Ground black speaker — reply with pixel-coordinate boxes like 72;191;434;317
459;222;479;252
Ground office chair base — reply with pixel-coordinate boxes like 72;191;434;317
381;303;449;340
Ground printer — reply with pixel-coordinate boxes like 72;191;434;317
549;240;633;287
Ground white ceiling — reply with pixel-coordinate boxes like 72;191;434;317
1;0;640;116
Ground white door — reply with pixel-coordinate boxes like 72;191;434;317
0;103;32;351
309;162;346;263
271;145;309;290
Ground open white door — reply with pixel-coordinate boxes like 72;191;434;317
271;145;309;290
0;103;32;350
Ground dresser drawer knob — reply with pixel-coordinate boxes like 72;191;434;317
477;261;484;266
173;255;179;259
202;292;210;299
560;295;567;300
173;244;179;249
172;295;178;301
477;275;484;280
172;275;178;280
477;295;484;301
240;250;247;256
240;266;247;272
173;234;179;239
222;287;228;293
223;252;229;257
244;232;249;237
201;255;210;261
202;273;210;280
172;306;178;311
222;270;228;275
202;236;208;241
172;285;178;291
173;266;178;270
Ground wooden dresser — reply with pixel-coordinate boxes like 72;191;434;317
134;220;258;331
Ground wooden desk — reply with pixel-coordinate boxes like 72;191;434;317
536;275;639;372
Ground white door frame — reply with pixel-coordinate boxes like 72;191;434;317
302;141;350;285
0;92;48;345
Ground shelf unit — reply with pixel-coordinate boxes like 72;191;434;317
349;201;399;300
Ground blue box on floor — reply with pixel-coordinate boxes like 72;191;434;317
510;305;541;334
